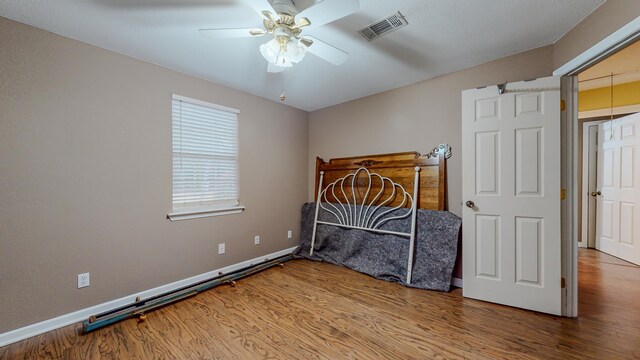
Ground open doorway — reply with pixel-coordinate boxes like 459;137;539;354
568;37;640;321
553;17;640;317
577;40;640;264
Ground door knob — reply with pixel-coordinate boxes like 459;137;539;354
591;192;597;197
465;200;475;208
597;191;601;196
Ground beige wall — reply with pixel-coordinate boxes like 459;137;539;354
0;17;308;333
553;0;640;70
308;46;554;217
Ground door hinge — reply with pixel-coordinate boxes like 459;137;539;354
561;99;566;111
561;277;566;288
561;188;566;200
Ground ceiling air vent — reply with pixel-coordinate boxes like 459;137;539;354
358;12;408;41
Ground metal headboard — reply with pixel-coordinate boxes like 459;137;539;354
310;166;421;284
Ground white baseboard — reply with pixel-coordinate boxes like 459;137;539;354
0;246;298;348
451;277;463;288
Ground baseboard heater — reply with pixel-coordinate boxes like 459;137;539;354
83;254;293;333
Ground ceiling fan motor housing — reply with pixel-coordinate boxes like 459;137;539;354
274;26;292;40
270;0;298;16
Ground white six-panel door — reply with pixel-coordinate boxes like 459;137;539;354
596;113;640;265
462;76;562;315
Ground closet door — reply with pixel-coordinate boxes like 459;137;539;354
596;113;640;265
462;76;562;315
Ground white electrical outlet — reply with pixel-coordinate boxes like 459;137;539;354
287;230;292;239
254;235;261;245
77;273;90;288
218;243;226;255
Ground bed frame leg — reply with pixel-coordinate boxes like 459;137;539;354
407;166;421;285
310;171;325;256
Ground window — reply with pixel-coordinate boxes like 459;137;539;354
168;95;243;221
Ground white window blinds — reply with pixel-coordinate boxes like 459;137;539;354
172;95;239;211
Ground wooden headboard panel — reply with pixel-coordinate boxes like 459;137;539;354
315;144;451;210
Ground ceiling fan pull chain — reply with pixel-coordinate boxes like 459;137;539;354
280;70;286;102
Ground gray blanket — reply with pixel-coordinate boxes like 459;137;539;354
293;203;461;291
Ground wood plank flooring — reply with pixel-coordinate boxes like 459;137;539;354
1;248;639;359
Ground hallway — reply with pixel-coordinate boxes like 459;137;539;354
577;248;640;348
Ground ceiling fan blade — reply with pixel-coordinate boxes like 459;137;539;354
267;62;284;73
249;29;267;36
263;18;277;32
299;37;313;47
261;10;279;24
296;0;359;29
199;28;264;39
244;0;277;18
295;17;311;28
304;35;348;65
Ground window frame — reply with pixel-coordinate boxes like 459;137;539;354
167;94;244;221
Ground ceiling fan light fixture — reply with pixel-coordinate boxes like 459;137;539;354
285;39;306;62
259;38;281;63
260;36;306;68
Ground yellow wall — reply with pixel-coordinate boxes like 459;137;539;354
579;81;640;111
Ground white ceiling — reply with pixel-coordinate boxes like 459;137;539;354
1;0;604;111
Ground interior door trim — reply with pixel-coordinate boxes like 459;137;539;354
581;120;607;249
553;16;640;76
556;16;640;318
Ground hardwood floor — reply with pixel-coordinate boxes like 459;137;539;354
1;248;639;359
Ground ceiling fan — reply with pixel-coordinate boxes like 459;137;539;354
199;0;359;73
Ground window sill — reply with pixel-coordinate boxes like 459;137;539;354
167;206;245;221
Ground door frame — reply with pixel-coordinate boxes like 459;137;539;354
581;120;607;249
553;15;640;317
